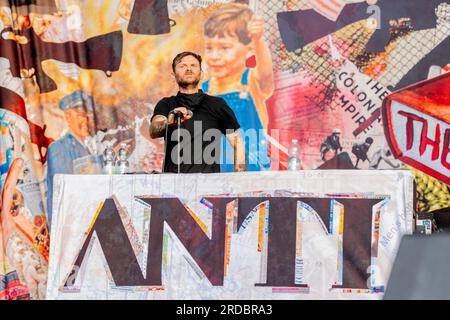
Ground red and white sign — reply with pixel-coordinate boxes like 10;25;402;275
382;73;450;185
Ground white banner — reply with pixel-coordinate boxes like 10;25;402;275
47;170;414;299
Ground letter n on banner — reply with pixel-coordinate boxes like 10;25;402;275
61;196;233;291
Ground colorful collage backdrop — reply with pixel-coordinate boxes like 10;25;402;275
0;0;449;299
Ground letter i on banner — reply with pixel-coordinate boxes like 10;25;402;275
295;202;306;285
368;198;389;292
258;202;270;284
330;199;344;287
143;207;151;273
224;200;237;277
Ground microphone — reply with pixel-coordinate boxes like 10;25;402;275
171;109;193;119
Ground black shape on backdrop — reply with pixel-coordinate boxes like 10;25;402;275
127;0;171;35
277;0;442;54
394;35;450;90
0;28;123;93
318;152;355;170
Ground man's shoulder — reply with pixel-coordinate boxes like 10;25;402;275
48;135;71;149
47;136;73;162
202;94;227;106
156;96;178;106
49;134;86;153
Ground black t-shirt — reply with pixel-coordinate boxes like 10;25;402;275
151;90;240;173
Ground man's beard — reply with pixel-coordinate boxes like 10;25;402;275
176;75;200;89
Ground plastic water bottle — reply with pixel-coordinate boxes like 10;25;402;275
103;142;116;175
288;139;301;171
116;143;129;174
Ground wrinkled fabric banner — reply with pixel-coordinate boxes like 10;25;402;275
46;171;414;299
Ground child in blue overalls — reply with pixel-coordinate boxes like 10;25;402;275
202;3;274;172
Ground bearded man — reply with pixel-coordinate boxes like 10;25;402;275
149;51;246;173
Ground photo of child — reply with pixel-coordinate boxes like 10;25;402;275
201;3;274;172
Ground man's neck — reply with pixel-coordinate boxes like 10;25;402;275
178;86;199;94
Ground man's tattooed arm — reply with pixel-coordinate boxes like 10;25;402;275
149;115;168;138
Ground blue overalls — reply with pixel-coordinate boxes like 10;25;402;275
202;69;270;172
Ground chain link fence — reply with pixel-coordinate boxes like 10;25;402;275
256;0;450;112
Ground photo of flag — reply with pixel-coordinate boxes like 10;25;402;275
307;0;347;21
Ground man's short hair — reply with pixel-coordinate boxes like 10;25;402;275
172;51;202;72
204;3;253;45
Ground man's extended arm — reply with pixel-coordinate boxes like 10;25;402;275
149;115;168;138
149;107;192;139
226;130;246;172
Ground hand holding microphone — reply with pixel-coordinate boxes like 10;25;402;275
168;107;193;125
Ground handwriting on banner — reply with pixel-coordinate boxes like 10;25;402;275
62;194;388;293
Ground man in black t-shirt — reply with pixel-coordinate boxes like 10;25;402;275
149;51;246;173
